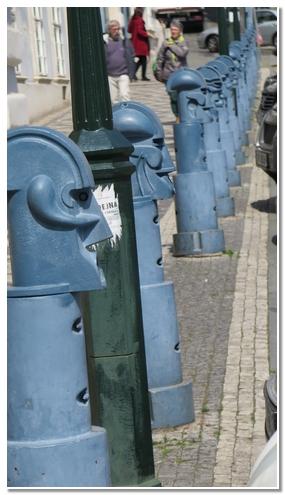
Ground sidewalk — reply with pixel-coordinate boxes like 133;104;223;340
15;66;274;488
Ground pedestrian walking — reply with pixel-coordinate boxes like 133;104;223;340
154;19;189;117
104;20;136;104
149;15;167;67
128;7;151;81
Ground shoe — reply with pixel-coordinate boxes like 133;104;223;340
142;77;151;81
132;75;138;81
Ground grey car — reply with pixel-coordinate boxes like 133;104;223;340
197;8;277;52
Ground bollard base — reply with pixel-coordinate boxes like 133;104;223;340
228;169;241;187
140;281;182;388
8;429;111;487
150;381;194;429
173;228;225;257
140;282;194;429
216;195;235;218
235;149;246;165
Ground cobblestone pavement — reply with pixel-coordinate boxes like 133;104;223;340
12;55;275;488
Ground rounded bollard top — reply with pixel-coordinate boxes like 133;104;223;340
218;54;240;74
8;126;95;190
113;101;175;200
207;59;230;79
7;126;112;294
218;55;236;68
166;67;207;93
229;42;248;65
197;66;223;93
112;101;166;143
229;45;243;62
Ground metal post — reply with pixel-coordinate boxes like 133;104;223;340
66;7;159;487
239;8;246;34
122;7;130;37
218;7;229;55
233;8;241;40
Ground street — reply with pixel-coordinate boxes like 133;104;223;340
26;39;276;487
8;33;277;488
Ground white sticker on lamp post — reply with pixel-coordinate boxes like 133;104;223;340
93;184;122;246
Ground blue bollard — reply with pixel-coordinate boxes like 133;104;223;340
207;59;245;167
197;65;235;217
203;64;240;187
216;54;248;150
229;41;255;118
219;53;250;144
215;54;248;150
8;127;110;291
7;127;112;487
220;52;251;135
166;68;225;256
113;101;194;428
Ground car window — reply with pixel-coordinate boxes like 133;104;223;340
257;12;276;23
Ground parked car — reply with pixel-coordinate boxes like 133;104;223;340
197;25;219;52
264;374;277;440
156;7;204;32
255;103;277;182
248;431;278;487
197;8;277;52
256;77;277;124
256;8;277;47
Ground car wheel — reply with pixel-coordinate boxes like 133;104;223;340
206;34;219;53
273;33;277;47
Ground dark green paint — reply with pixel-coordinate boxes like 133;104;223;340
233;8;241;41
67;7;159;487
218;8;229;55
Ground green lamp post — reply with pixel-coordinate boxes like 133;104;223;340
218;7;229;55
233;8;241;41
66;7;159;488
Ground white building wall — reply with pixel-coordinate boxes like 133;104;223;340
7;7;29;128
7;7;159;125
8;7;71;125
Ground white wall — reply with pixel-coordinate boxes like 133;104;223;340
7;7;71;126
7;7;29;127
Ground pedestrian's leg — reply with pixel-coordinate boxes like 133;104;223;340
119;75;130;101
108;76;120;104
141;56;146;78
135;57;142;78
141;56;150;80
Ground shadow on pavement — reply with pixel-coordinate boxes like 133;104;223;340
251;196;277;214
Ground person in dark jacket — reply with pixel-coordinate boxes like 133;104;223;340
128;7;151;81
104;20;136;103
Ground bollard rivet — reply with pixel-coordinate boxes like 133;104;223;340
72;317;82;333
76;387;89;404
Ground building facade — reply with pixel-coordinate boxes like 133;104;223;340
7;7;158;127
